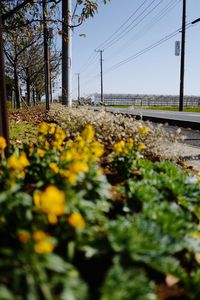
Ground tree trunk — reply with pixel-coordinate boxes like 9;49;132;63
32;87;36;106
0;11;9;143
36;89;41;103
14;64;20;109
26;67;31;106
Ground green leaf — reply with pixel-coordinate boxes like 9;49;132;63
0;285;14;300
43;254;71;273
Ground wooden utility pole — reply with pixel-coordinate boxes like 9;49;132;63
96;49;104;103
62;0;72;106
0;10;9;144
179;0;186;112
42;0;50;111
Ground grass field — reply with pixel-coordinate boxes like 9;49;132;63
109;105;200;112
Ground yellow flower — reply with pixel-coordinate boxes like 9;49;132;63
81;124;95;143
37;148;46;158
32;230;48;241
0;136;6;151
68;212;86;229
29;143;34;154
55;127;66;142
90;141;104;158
34;240;55;254
69;161;88;173
113;140;125;153
39;122;49;135
128;138;134;148
44;141;50;149
18;230;30;244
66;140;73;149
60;170;77;185
33;185;66;224
138;143;146;152
32;231;55;254
52;140;63;151
7;153;29;171
49;162;59;173
61;151;72;162
49;123;56;135
139;126;149;135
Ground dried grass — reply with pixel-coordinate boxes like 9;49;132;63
48;104;184;162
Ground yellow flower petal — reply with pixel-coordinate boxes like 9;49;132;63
68;212;86;229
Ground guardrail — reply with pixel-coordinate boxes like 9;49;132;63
103;99;200;107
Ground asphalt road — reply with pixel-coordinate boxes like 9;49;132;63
103;107;200;129
165;125;200;148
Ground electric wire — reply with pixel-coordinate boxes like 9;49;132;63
81;0;180;80
81;23;193;87
95;0;149;50
79;0;165;76
102;0;166;50
77;0;150;75
105;0;181;62
105;23;192;74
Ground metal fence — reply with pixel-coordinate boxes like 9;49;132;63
103;98;200;107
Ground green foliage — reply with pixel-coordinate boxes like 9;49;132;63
101;258;158;300
1;122;200;299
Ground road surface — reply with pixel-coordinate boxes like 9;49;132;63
102;107;200;129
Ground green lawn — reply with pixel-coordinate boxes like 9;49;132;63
109;105;200;112
10;122;38;143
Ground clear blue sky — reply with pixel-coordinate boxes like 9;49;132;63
71;0;200;98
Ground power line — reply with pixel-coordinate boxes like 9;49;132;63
96;0;149;50
78;52;99;74
81;0;181;83
105;0;181;62
105;24;192;74
71;0;78;21
82;23;193;87
103;0;166;50
77;0;150;76
79;0;164;77
79;53;99;74
79;0;167;78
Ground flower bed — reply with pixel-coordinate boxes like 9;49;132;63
0;121;200;300
48;104;184;162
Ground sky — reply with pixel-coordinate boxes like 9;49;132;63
64;0;200;99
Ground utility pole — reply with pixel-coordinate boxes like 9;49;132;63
42;0;50;111
0;8;9;144
75;73;80;102
179;0;186;112
62;0;72;106
96;49;104;103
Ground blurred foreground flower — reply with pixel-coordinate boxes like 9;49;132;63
68;212;86;229
34;185;66;224
33;231;55;254
7;153;29;171
0;136;6;152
